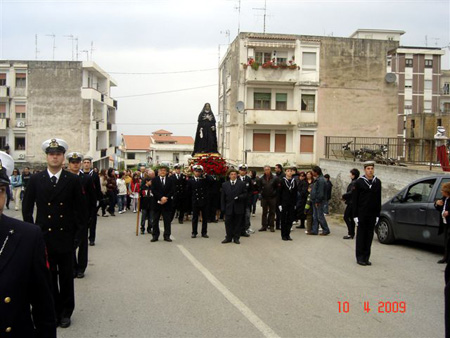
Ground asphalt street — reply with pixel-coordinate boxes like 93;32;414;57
6;208;446;338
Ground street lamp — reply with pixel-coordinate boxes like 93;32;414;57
236;101;246;164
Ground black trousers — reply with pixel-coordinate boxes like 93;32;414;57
261;197;276;229
141;208;153;231
344;205;355;237
355;217;376;263
192;205;208;235
73;226;89;273
225;212;243;240
48;251;75;319
89;209;97;243
446;264;450;338
152;207;172;239
280;205;295;238
171;199;185;223
275;206;281;228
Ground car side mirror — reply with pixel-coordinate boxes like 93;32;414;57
394;195;404;203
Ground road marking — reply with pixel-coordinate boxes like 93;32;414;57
177;245;280;338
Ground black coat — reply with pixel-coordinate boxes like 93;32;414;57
278;177;298;207
221;180;247;215
170;173;187;205
151;176;173;210
22;170;86;254
296;179;308;211
0;215;56;338
352;176;382;219
79;173;97;219
186;175;212;208
342;179;357;205
435;197;450;235
238;175;252;206
140;185;154;211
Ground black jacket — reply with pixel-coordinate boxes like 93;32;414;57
352;175;382;219
342;179;357;205
170;173;187;202
221;180;247;215
258;174;279;199
186;175;212;208
435;197;450;235
22;170;86;254
140;185;154;211
238;175;252;206
278;177;298;207
79;173;97;220
151;176;173;210
0;215;56;338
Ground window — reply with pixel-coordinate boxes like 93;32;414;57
254;93;271;109
443;83;450;95
255;52;271;64
425;60;433;68
437;119;442;127
253;133;270;152
127;152;135;160
424;80;432;90
424;101;432;113
300;135;314;153
444;103;450;113
405;59;413;67
275;51;287;65
275;134;286;152
435;179;450;200
405;79;412;89
411;120;415;128
15;73;26;87
275;93;287;110
301;94;315;112
387;56;392;66
0;74;6;86
404;100;412;114
0;104;5;119
15;104;26;119
404;179;435;203
0;137;6;150
302;52;316;69
15;137;25;150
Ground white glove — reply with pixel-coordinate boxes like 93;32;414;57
376;217;379;224
353;217;359;225
234;196;238;200
279;205;282;212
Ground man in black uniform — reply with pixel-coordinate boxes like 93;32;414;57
352;161;382;266
170;164;187;224
22;138;85;328
274;164;285;230
0;151;57;337
221;169;247;244
67;152;96;279
151;165;174;242
238;164;252;237
277;166;298;241
81;156;101;246
186;165;211;238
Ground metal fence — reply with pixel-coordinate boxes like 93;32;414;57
324;136;447;170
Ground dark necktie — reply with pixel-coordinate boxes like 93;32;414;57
162;178;165;186
50;176;57;186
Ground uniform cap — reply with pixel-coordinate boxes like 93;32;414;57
66;152;83;162
193;165;204;171
41;138;68;154
174;163;181;169
83;156;93;161
238;164;248;170
0;151;13;186
363;161;375;168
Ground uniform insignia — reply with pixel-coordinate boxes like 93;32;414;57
72;153;79;159
49;139;59;148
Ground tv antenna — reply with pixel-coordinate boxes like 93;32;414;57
253;0;268;34
220;30;230;44
90;41;95;60
46;33;56;60
234;0;242;34
34;34;40;60
64;34;77;61
81;50;89;61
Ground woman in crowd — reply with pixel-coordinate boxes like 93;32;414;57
99;169;108;217
106;168;117;216
249;170;259;217
342;168;360;240
130;173;141;213
10;167;23;210
295;171;307;229
116;173;128;214
124;169;132;211
304;171;315;234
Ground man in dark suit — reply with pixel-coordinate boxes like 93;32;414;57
170;164;187;224
22;138;85;328
186;165;211;238
0;151;57;337
151;165;174;242
81;156;101;246
221;169;247;244
238;164;252;237
67;152;97;279
277;166;298;241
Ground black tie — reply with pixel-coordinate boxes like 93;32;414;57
162;178;165;186
50;176;57;186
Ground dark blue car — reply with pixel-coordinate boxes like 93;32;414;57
376;175;448;247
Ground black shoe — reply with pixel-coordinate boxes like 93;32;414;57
110;213;115;217
233;238;240;244
77;271;85;279
282;237;288;241
191;234;197;238
343;235;354;239
438;258;447;264
241;233;250;237
357;261;367;266
276;227;280;230
178;220;184;224
295;225;302;229
202;234;209;238
60;317;71;328
102;214;108;217
147;228;152;234
366;261;372;266
258;227;267;232
141;230;145;235
164;237;173;242
89;241;95;246
287;236;293;241
222;238;232;244
150;238;158;242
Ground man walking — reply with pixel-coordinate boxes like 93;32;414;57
221;169;247;244
352;161;382;266
277;166;298;241
170;164;187;224
151;165;174;242
258;165;279;232
81;156;101;246
274;164;284;230
309;166;331;236
186;165;211;238
238;164;253;237
22;139;85;328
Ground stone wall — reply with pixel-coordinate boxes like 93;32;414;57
319;158;450;213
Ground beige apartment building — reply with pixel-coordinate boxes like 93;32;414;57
217;31;399;167
0;60;117;168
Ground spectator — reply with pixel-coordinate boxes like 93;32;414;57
258;165;279;232
124;170;132;211
130;173;141;213
295;171;307;229
309;166;331;236
249;170;259;217
116;173;127;214
10;167;22;210
140;178;153;234
106;168;117;216
324;174;333;215
98;169;108;217
342;168;360;240
303;171;314;234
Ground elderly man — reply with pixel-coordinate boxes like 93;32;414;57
258;165;279;232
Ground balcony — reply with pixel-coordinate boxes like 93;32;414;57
245;109;300;126
246;151;297;167
0;119;7;130
0;86;9;102
244;66;299;85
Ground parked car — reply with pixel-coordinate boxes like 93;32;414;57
376;175;449;247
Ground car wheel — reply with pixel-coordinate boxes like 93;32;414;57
376;217;395;244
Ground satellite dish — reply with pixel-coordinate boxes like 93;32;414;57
236;101;245;113
385;73;397;83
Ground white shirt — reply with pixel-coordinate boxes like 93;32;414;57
47;168;62;183
230;180;236;185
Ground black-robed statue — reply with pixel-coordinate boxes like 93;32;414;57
192;103;219;156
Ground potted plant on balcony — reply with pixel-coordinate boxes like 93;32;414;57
262;60;272;69
288;60;299;70
278;62;288;69
270;58;278;69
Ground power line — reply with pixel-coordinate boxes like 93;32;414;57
109;68;217;75
115;84;217;98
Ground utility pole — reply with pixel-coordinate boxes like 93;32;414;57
34;34;39;60
253;0;267;34
64;34;74;60
235;0;242;35
221;58;227;156
46;33;56;60
90;41;95;60
81;50;89;61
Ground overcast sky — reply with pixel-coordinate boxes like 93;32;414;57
1;0;449;138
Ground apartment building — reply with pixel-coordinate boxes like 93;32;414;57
0;60;117;169
218;32;399;167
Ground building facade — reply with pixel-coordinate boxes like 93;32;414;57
218;32;399;167
0;60;117;169
119;130;194;169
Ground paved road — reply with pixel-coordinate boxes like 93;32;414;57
6;209;446;337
